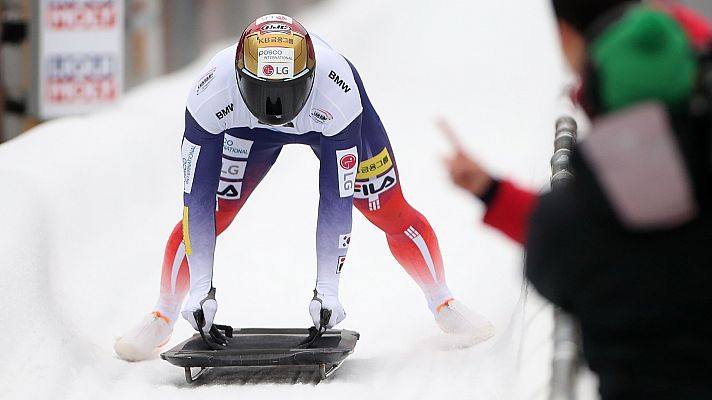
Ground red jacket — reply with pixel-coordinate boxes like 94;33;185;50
481;180;537;244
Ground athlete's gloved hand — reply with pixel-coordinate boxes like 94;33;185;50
309;290;346;330
182;287;218;334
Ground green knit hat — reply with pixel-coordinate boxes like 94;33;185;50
590;7;698;112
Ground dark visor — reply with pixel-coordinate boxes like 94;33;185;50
237;69;314;125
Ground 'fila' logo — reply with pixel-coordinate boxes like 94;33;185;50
356;175;396;197
328;70;351;93
217;181;242;200
216;103;234;120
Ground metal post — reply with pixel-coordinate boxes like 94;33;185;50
1;0;32;142
550;116;577;189
548;116;582;400
124;0;164;90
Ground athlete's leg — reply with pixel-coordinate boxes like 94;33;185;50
353;145;453;312
346;61;493;341
342;62;451;312
154;134;283;324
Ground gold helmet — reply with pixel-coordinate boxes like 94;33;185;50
235;14;316;125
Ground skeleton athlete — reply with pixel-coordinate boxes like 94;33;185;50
115;14;494;361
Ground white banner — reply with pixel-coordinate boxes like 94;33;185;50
37;0;124;119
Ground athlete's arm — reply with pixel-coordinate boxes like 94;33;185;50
315;116;362;292
310;115;362;328
180;109;224;330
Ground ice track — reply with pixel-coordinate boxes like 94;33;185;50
0;1;570;398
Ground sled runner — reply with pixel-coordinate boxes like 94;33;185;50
161;324;360;384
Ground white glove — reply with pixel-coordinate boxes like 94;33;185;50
309;290;346;330
181;287;218;334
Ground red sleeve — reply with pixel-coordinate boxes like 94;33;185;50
482;180;538;245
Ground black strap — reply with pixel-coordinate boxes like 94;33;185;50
478;179;501;206
193;310;233;350
298;326;325;348
298;308;332;348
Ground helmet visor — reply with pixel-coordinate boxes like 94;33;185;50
237;68;314;125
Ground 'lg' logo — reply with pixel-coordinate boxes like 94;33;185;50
340;154;357;170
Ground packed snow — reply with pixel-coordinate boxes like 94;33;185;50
0;0;575;398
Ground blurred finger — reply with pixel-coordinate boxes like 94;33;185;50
435;117;463;151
